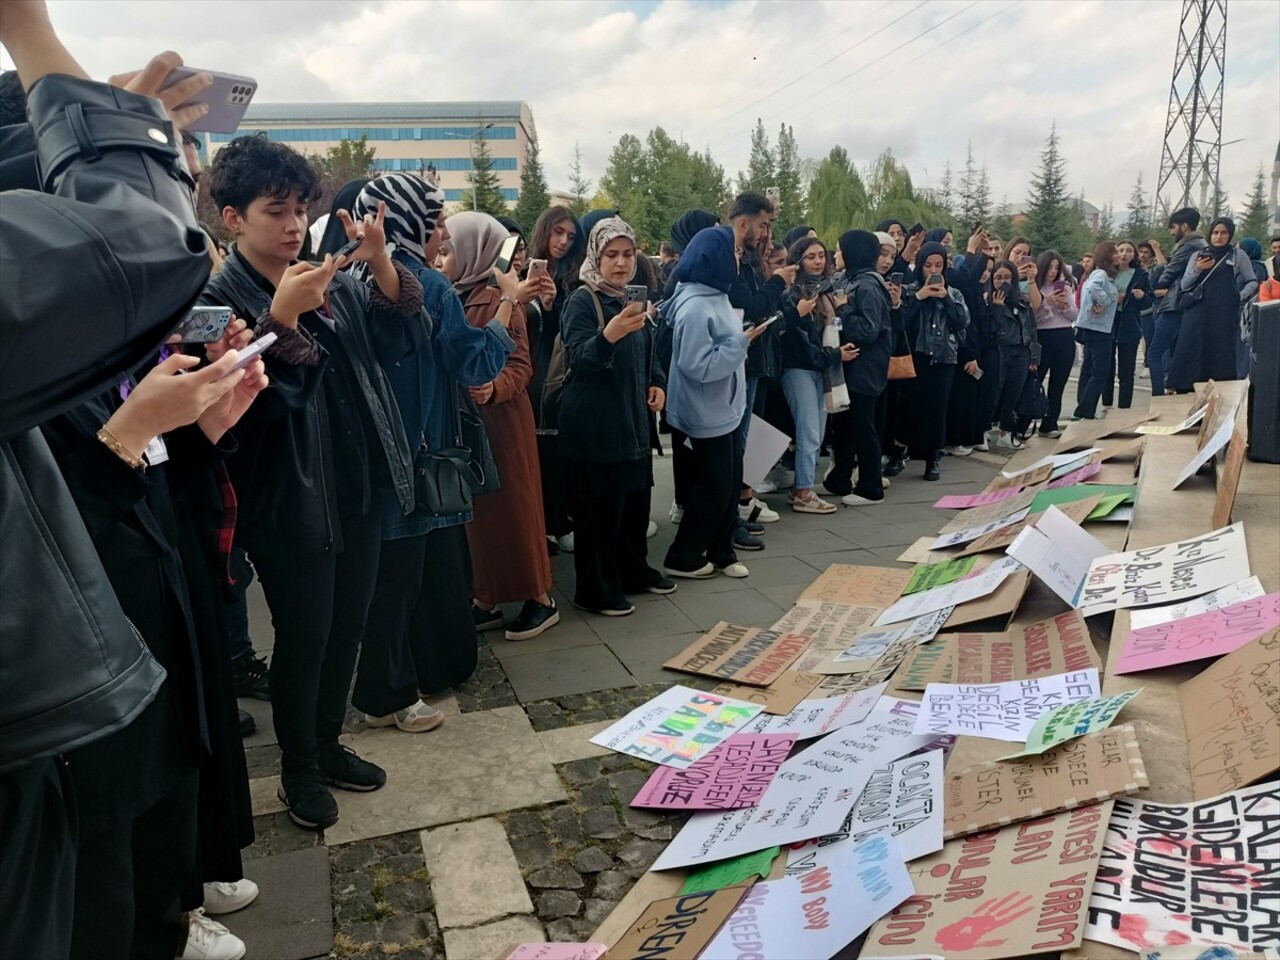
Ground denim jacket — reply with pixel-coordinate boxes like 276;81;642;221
1075;269;1119;335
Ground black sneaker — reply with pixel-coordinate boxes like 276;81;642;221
742;519;766;535
644;577;677;595
238;708;256;738
472;604;504;632
319;743;387;793
574;599;636;617
505;598;560;641
278;772;339;830
232;653;271;701
733;527;765;551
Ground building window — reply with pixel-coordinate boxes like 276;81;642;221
210;124;518;143
370;157;518;172
442;188;520;202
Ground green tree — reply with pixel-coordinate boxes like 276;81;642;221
513;136;550;232
567;142;592;218
973;165;992;227
1096;202;1116;242
1124;171;1152;240
599;133;647;222
863;149;951;234
774;123;806;233
805;146;868;247
1024;124;1076;253
459;133;508;215
988;196;1016;242
1208;179;1231;220
957;145;992;230
938;160;955;218
738;119;776;196
307;135;378;222
1239;166;1270;242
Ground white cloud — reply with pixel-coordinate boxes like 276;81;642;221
25;0;1280;221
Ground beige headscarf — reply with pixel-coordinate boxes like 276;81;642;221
446;211;511;291
578;217;637;299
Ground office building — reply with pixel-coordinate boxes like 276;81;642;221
206;101;535;207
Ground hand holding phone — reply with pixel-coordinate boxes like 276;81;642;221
603;302;648;344
158;66;257;134
216;332;277;380
174;305;233;344
488;236;521;288
624;284;649;307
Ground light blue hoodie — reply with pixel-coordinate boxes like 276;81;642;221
664;281;750;439
1076;268;1118;335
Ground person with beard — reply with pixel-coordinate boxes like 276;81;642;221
832;230;893;506
1149;207;1207;395
899;242;970;479
1167;216;1255;392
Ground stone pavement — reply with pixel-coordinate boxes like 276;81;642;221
226;442;1021;959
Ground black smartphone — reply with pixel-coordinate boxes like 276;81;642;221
487;236;521;287
624;284;649;306
335;235;364;260
908;223;925;237
889;272;904;285
927;273;944;287
971;220;982;234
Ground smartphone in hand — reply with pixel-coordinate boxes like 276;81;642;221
174;305;232;344
216;332;277;380
163;68;257;134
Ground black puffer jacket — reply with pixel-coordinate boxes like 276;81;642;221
1;75;211;770
730;258;787;379
838;270;894;397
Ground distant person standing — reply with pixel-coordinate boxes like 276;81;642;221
1147;207;1206;395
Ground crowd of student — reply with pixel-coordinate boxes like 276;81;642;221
4;5;1279;957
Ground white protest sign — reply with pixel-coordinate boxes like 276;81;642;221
913;669;1102;742
588;686;762;768
1007;505;1111;606
743;683;886;739
743;413;791;489
931;508;1032;549
875;556;1023;626
1172;394;1242;489
1003;448;1101;479
1128;575;1266;631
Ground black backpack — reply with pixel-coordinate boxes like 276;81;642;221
1012;376;1049;440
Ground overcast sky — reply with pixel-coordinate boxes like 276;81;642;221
26;0;1280;216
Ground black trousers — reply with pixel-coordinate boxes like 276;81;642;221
665;429;740;572
574;481;659;608
537;434;573;538
826;410;855;495
1106;340;1140;408
977;345;1003;432
672;427;694;508
252;509;382;776
1;758;77;960
1074;331;1115;419
997;345;1030;433
848;392;885;500
71;769;198;960
1035;328;1075;433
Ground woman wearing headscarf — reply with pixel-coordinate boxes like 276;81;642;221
1167;216;1255;392
899;241;969;480
664;226;764;579
989;258;1042;442
347;177;514;733
832;230;892;506
316;178;370;257
559;217;671;615
439;212;559;639
946;227;998;453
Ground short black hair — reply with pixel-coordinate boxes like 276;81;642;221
0;70;27;128
208;132;319;212
727;191;775;221
1168;206;1200;230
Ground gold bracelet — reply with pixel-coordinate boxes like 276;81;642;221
97;426;146;471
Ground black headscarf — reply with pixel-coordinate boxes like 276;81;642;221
875;218;904;234
914;241;951;286
317;178;370;257
924;227;951;247
782;225;815;250
1206;216;1236;260
670;209;719;254
839;230;881;276
675;226;737;293
496;215;525;239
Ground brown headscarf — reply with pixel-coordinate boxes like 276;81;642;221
578;217;637;299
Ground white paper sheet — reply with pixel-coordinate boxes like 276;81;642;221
743;683;887;738
1128;575;1267;630
913;669;1102;742
1172;395;1241;489
743;413;792;490
931;507;1032;549
874;556;1022;626
588;686;762;768
1002;448;1101;479
1006;505;1111;606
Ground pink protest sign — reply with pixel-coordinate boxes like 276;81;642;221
1044;461;1102;489
629;733;796;811
1114;591;1280;674
934;487;1025;509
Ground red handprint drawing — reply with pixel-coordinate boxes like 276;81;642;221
935;893;1035;951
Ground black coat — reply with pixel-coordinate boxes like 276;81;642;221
838;271;894;397
1167;255;1241;391
559;287;665;464
0;75;211;770
730;259;787;379
779;287;840;372
1115;266;1152;345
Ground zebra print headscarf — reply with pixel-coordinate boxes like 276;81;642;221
352;173;445;268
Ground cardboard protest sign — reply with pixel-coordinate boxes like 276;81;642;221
921;611;1101;687
1113;591;1280;674
988;462;1053;490
876;557;1024;626
814;635;920;697
1172;393;1241;488
1179;629;1280;799
503;946;607;960
631;734;795;811
651;700;931;871
1029;483;1137;513
1007;505;1111;607
935;487;1027;509
1128;575;1266;631
770;602;883;674
832;609;951;666
743;684;885;739
589;687;762;769
1003;450;1102;480
1084;782;1280;957
712;671;823;716
1077;521;1251;617
1135;406;1207;435
1211;407;1248;528
797;564;913;607
1000;689;1142;759
742;413;789;489
958;496;1102;557
1052;407;1156;451
943;568;1032;629
905;556;979;594
866;801;1114;958
1086;493;1129;520
938;489;1040;534
914;670;1102;743
894;640;952;692
663;622;810;687
1044;461;1102;489
934;507;1035;548
679;847;780;895
604;887;745;960
944;726;1147;839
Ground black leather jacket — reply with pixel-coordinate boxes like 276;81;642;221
902;286;969;365
200;249;419;554
1;74;211;771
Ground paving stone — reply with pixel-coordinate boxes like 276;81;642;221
323;706;565;846
230;847;332;960
544;918;578;942
502;645;638;703
592;870;633;901
509;835;556;870
537;890;582;919
421;818;532;928
534;720;614;764
379;914;429;944
548;805;585;845
602;630;706;686
383;851;426;877
505;810;545;838
330;842;377;875
486;616;603;661
243;811;323;862
382;879;434;915
559;758;602;785
243;743;281;779
528;862;585;890
580;806;623;840
442;916;544;960
616;838;666;870
577;778;615;807
668;587;788;632
584;596;701;644
606;768;650;803
573;846;615;874
599;754;636;772
584;897;619;926
239;696;278;749
622;806;675;841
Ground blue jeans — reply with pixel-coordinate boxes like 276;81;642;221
781;368;827;490
1074;329;1114;419
1148;311;1180;396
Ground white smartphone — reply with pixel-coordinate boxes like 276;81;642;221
163;68;258;134
216;332;276;380
971;366;984;380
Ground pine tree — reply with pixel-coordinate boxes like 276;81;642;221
1239;166;1271;241
958;143;978;226
567;142;593;219
1024;123;1075;253
1124;171;1152;240
513;136;550;233
774;123;805;232
741;119;776;195
1097;202;1116;242
460;134;507;215
973;164;992;226
939;160;955;218
1208;179;1231;220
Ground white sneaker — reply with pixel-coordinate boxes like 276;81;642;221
842;493;884;506
203;879;260;916
669;501;684;524
180;909;246;960
665;562;717;579
996;432;1021;450
367;699;444;733
556;533;575;553
974;438;990;452
716;562;750;579
754;478;778;494
945;445;973;457
646;520;658;538
740;498;780;524
791;491;837;514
